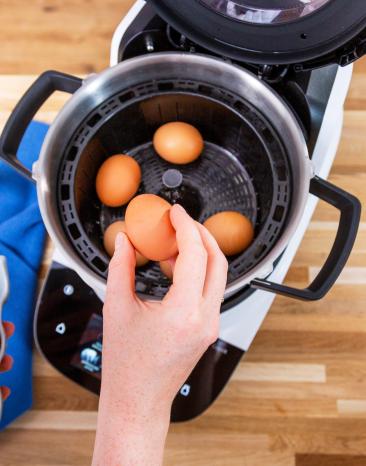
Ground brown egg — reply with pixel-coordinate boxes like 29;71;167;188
125;194;178;261
153;122;204;165
96;154;141;207
204;211;254;256
103;220;149;267
160;260;173;280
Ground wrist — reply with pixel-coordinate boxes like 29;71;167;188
99;379;172;423
92;387;171;466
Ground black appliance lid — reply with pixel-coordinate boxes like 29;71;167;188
149;0;366;66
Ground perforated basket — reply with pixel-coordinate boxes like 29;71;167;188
58;79;291;298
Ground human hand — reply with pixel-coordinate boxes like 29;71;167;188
92;204;228;466
1;322;15;401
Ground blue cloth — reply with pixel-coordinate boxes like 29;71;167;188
0;121;48;430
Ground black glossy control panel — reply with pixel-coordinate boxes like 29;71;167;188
35;262;244;421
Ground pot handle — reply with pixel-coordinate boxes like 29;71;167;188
251;175;361;301
0;71;82;181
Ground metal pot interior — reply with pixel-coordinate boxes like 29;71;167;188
57;79;292;299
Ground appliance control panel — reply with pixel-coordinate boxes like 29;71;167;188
35;262;244;421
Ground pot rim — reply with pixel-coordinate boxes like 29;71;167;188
35;52;312;300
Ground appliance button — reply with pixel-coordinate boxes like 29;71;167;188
55;322;66;335
63;284;74;296
180;384;191;397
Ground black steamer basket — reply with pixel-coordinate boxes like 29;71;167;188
61;84;291;299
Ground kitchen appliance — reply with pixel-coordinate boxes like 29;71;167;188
0;0;364;421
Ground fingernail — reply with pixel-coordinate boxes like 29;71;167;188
174;203;186;213
115;232;125;252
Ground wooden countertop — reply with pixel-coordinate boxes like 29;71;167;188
0;2;366;465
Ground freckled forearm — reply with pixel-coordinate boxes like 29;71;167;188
92;391;171;466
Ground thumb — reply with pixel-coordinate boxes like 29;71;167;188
105;232;136;304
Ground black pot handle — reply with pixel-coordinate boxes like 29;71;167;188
0;70;82;181
251;175;361;301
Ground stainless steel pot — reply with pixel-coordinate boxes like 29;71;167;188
0;53;361;302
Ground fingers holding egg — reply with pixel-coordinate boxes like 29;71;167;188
125;194;178;261
103;220;149;267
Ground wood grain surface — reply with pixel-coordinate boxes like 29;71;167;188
0;2;366;465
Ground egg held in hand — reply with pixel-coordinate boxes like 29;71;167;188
103;220;149;267
96;154;141;207
204;211;254;256
153;122;204;165
125;194;178;262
